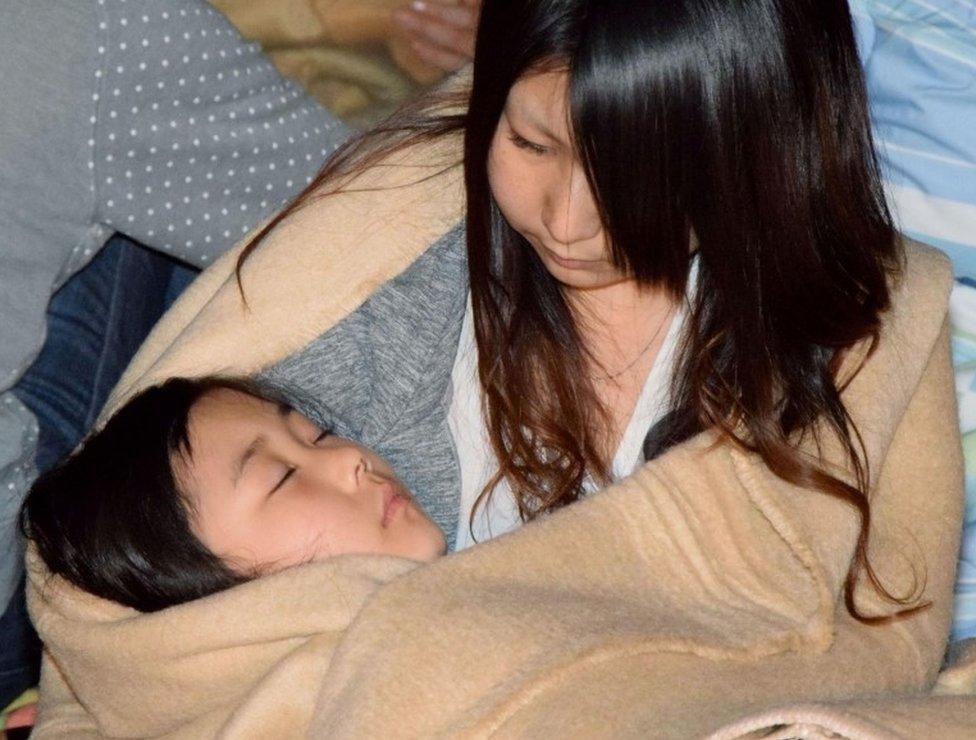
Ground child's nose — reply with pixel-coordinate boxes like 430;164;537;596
317;443;368;495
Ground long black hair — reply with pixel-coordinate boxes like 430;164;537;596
235;1;914;622
22;377;272;612
464;0;909;622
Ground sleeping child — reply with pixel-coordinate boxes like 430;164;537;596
21;376;446;737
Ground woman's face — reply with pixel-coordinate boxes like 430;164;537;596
178;389;446;572
488;70;625;291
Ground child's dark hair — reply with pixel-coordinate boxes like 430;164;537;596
21;376;274;612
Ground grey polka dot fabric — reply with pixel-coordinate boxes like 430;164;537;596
0;0;352;606
92;0;350;264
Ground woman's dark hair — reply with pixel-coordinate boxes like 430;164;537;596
21;377;271;612
235;1;918;622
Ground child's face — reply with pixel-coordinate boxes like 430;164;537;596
177;389;446;573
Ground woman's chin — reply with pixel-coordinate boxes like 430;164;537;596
533;254;623;291
550;267;629;292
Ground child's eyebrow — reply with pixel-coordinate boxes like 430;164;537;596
231;403;292;487
233;435;266;488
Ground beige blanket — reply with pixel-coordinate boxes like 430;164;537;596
708;638;976;739
27;547;417;737
29;128;976;738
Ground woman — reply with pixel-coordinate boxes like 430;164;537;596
31;0;964;736
239;0;924;614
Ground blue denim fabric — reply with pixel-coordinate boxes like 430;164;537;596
0;577;37;712
0;234;197;709
16;236;197;473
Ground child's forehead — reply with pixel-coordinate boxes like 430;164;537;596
193;387;268;415
179;389;278;480
188;387;324;440
187;388;282;439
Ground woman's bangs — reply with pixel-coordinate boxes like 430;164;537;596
565;1;699;291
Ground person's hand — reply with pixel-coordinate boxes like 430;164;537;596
392;0;482;74
3;702;37;732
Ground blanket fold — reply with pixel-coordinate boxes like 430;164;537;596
102;133;465;416
27;547;416;737
708;642;976;739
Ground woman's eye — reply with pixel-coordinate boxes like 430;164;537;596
509;132;547;156
312;428;331;445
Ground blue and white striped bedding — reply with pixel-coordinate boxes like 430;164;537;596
852;0;976;641
949;281;976;641
853;0;976;276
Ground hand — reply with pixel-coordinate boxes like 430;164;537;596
393;0;482;74
4;702;37;731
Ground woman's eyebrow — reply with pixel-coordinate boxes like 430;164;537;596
233;435;266;488
507;101;560;142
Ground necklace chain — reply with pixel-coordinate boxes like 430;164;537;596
593;308;672;381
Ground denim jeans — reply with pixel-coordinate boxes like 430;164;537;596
0;234;197;709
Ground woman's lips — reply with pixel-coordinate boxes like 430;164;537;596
381;483;408;528
542;246;600;270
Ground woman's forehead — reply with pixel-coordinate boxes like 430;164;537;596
507;71;571;135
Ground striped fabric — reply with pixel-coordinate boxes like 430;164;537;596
949;281;976;641
852;0;976;273
852;0;976;641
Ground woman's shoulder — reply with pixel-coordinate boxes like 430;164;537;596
890;234;954;319
850;234;955;404
828;235;955;414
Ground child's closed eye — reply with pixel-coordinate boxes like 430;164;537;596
269;466;296;496
268;429;330;496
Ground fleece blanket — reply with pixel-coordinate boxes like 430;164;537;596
26;547;417;738
707;638;976;739
28;127;976;737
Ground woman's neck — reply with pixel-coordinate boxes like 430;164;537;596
565;278;676;351
563;277;679;465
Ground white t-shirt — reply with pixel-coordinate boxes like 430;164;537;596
448;272;693;551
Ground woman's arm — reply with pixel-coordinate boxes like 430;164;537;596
480;314;962;739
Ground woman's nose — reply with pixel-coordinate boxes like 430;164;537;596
541;162;602;246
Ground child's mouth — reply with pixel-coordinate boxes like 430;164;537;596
381;483;408;528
